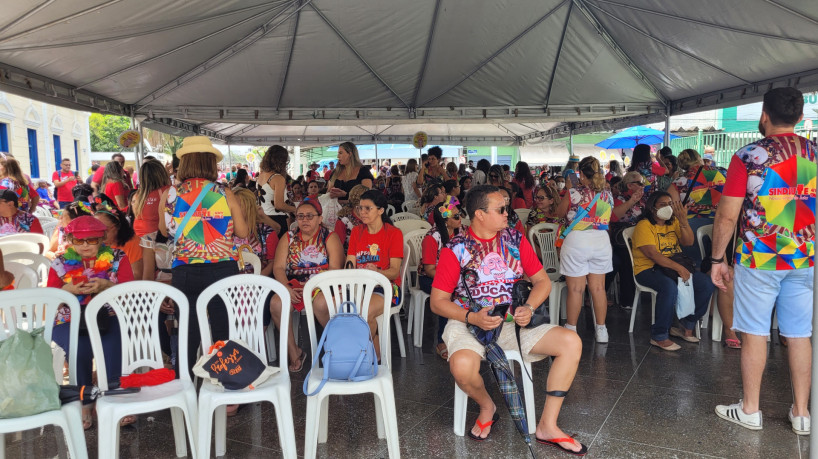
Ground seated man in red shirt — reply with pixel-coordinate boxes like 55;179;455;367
430;185;585;455
0;189;43;236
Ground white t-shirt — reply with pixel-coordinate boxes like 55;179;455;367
402;172;419;199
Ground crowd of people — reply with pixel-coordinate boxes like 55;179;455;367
0;87;813;451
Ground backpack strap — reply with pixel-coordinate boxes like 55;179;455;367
303;326;331;396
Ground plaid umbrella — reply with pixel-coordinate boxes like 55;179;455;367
461;268;537;458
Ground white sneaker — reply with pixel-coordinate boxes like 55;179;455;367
564;324;577;332
595;326;609;343
789;406;810;435
715;401;762;430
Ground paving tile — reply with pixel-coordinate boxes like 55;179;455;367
587;436;726;458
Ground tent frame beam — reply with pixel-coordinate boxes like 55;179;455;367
308;3;409;109
224;133;521;147
0;0;55;37
593;0;818;46
141;117;226;141
135;0;309;111
412;0;442;108
543;2;574;109
765;0;818;27
589;4;750;84
275;0;302;111
0;1;287;53
417;0;570;107
572;0;669;106
0;0;123;45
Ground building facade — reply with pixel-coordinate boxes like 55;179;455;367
0;91;91;181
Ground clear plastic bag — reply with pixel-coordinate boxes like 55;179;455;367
0;327;61;418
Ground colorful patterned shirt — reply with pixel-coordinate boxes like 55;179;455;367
0;211;41;236
171;179;237;267
722;134;816;270
525;207;566;230
673;165;727;218
286;226;331;282
566;186;614;231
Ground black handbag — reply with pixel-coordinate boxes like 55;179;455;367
510;280;549;329
78;306;111;336
656;253;697;281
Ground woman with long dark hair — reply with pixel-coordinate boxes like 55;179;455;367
514;161;536;208
101;161;129;211
473;158;490;185
346;190;403;360
257;145;295;238
419;196;463;359
0;157;38;212
402;158;421;200
420;183;445;223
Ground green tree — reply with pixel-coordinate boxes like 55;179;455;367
89;114;131;152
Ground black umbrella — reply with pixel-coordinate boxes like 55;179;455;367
59;384;140;404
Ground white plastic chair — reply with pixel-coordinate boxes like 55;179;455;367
3;252;51;287
622;227;658;333
42;220;60;244
379;245;410;358
453;349;535;436
33;206;53;218
0;233;50;254
385;204;396;216
0;288;87;459
302;270;400;459
85;281;198;459
697;224;723;341
4;262;39;289
239;251;262;274
527;223;560;280
403;229;427;341
0;239;40;255
401;200;417;214
391;211;421;222
393;219;431;235
514;208;531;225
196;275;297;459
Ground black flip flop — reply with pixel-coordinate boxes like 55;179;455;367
535;436;588;456
467;412;499;441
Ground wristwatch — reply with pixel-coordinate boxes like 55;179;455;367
524;303;536;315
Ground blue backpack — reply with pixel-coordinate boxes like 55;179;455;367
303;301;378;396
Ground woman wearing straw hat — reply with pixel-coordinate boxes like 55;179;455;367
159;136;249;378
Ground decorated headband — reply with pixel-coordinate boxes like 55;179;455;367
438;196;460;218
76;200;94;215
91;195;119;217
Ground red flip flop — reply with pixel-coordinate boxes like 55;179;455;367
467;412;499;441
536;436;588;456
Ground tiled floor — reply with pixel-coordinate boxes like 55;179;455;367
3;300;808;458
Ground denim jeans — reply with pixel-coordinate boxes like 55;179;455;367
635;268;715;341
172;260;239;378
52;319;122;405
419;275;446;344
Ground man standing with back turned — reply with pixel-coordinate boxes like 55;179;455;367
713;87;815;435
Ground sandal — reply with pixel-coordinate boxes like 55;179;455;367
536;436;588;456
435;343;448;360
289;350;307;373
725;338;741;349
467;412;499;441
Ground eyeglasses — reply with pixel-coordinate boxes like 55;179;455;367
355;205;378;213
296;213;319;220
71;237;102;246
450;213;461;220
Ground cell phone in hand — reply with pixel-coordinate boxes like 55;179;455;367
568;173;579;187
73;275;88;285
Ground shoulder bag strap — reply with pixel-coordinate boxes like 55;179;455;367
177;183;214;235
557;191;602;245
681;166;704;207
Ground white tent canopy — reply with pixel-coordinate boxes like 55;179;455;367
1;0;817;148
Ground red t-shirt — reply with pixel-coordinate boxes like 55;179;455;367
133;187;169;236
30;216;43;234
264;231;279;262
104;181;128;211
512;197;527;210
421;234;440;266
432;228;542;300
52;170;79;202
347;223;404;287
324;169;334;181
722;154;748;198
92;166;105;186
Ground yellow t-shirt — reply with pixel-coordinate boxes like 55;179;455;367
631;218;682;275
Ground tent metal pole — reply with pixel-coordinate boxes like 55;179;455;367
375;138;379;177
568;126;574;156
228;143;233;170
664;105;671;146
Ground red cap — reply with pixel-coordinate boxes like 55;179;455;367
65;215;107;239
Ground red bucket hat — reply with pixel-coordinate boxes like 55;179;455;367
65;215;107;239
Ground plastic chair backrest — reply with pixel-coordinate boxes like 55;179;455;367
85;281;191;390
697;224;714;260
514;208;531;224
0;288;80;384
386;204;396;216
622;226;639;277
527;222;560;278
303;270;392;369
240;251;262;274
0;239;41;255
393;219;431;235
402;228;427;270
33;206;52;218
196;274;290;366
391;212;421;222
3;252;51;287
396;244;410;311
42;220;60;241
402;200;417;214
0;233;50;254
5;262;39;289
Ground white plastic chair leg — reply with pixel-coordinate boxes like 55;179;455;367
628;290;641;333
379;385;401;459
265;325;277;363
374;395;385;439
304;396;321;459
406;294;415;334
548;282;563;325
318;396;330;443
273;392;299;459
196;400;215;459
412;291;429;348
214;405;228;457
97;414;118;459
170;406;188;457
453;384;468;436
62;402;89;459
519;362;536;434
0;432;5;458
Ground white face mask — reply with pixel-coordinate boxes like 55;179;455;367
656;205;673;221
557;183;565;190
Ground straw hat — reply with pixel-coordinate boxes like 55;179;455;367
175;136;223;162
